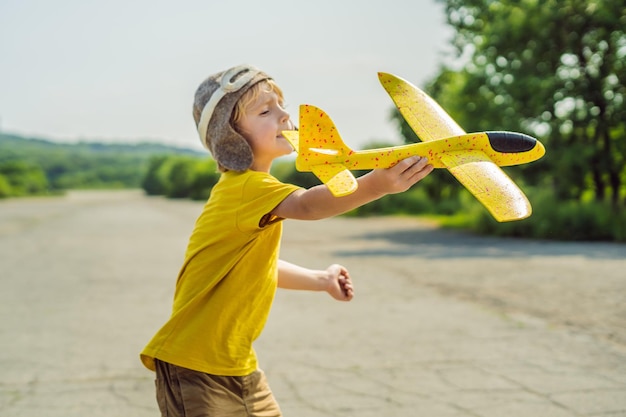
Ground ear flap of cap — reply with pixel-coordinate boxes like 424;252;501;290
212;129;254;171
205;83;255;171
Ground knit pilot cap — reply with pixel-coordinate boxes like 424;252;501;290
193;65;272;171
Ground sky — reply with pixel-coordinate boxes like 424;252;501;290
0;0;454;151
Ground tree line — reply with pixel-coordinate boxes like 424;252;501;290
0;133;200;197
3;128;624;241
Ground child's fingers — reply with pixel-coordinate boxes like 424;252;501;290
339;277;354;299
393;155;427;172
385;156;433;191
409;160;434;181
399;156;433;182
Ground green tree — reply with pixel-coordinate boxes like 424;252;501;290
0;174;13;198
167;159;196;198
430;0;625;205
142;156;170;196
188;160;220;201
140;155;220;200
0;161;48;196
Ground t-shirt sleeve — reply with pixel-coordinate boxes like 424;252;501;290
236;173;301;232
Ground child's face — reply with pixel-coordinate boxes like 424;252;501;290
236;88;294;171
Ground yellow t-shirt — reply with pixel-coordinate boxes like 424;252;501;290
140;170;301;376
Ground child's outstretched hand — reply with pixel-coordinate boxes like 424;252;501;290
325;264;354;301
366;155;434;195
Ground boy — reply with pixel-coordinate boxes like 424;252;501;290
140;64;433;416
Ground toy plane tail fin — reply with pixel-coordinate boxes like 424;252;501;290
282;105;359;197
296;104;355;160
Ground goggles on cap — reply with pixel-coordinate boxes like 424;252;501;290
197;65;262;147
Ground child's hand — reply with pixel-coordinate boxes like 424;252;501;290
367;155;433;195
325;264;354;301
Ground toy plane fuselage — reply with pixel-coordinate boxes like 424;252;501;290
282;73;546;222
285;121;542;171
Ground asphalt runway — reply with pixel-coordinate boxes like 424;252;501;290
1;190;625;416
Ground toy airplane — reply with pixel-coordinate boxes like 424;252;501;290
282;73;545;222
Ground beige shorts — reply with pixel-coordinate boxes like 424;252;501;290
154;359;282;417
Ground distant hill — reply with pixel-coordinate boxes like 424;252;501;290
0;132;208;195
0;132;203;158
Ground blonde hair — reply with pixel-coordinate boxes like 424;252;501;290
231;79;285;127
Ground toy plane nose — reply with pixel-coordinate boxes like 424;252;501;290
486;131;538;153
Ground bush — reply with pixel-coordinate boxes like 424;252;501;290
141;155;219;200
272;161;322;189
0;174;12;198
460;188;625;242
167;159;196;198
188;161;220;200
0;161;49;196
347;186;436;216
142;156;169;196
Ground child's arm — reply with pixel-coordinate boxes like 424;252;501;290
277;260;354;301
273;155;433;220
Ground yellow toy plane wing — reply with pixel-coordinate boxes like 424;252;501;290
378;72;465;141
441;151;532;221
